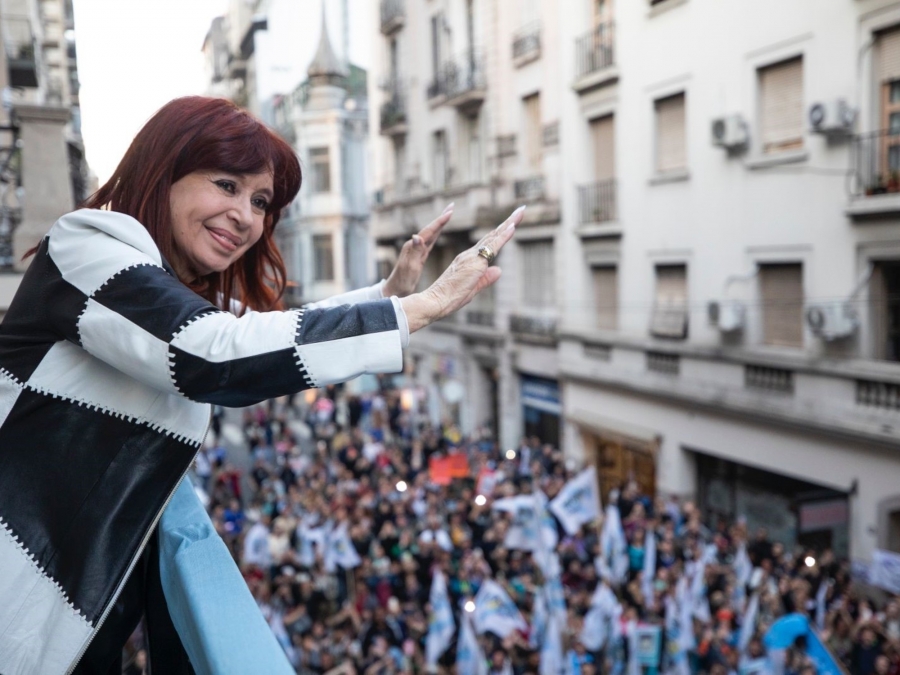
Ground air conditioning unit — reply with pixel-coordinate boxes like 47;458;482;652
805;302;859;341
711;115;749;150
809;99;856;137
709;300;746;332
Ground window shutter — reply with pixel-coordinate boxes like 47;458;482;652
650;264;688;338
524;93;542;171
590;115;615;181
655;93;686;173
520;240;555;310
759;58;804;153
760;263;804;347
313;234;335;281
592;265;618;330
878;27;900;83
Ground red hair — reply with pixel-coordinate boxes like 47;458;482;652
83;96;301;312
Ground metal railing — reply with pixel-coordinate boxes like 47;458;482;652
510;314;558;339
574;22;615;80
514;175;545;201
850;129;900;197
466;310;495;328
2;17;38;88
380;95;406;133
512;22;541;61
380;0;404;34
427;49;486;101
577;179;617;223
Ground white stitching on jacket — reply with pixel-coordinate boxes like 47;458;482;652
292;309;317;389
0;366;23;388
0;516;91;626
89;262;161;298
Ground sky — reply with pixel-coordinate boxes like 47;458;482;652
73;0;375;185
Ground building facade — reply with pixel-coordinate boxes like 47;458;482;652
369;0;900;561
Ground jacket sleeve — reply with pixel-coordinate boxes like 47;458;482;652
304;280;411;346
45;211;405;407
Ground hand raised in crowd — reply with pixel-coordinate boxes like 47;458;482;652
382;203;455;298
400;205;525;333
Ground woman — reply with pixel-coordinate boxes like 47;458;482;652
0;96;522;674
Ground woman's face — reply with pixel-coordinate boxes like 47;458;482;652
168;170;273;281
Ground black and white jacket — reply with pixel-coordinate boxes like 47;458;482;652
0;209;408;674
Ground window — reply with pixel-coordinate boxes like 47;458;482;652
309;147;330;193
523;93;542;171
655;93;686;173
877;28;900;178
871;261;900;361
462;115;482;183
519;240;555;310
394;139;406;195
313;234;334;281
759;263;804;348
590;114;615;181
591;265;618;330
431;14;442;81
432;130;447;189
759;57;803;154
650;264;688;339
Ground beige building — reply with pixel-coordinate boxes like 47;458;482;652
369;0;900;561
0;0;87;318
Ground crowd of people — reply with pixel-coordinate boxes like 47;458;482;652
130;378;900;674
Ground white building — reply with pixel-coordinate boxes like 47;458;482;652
370;0;900;561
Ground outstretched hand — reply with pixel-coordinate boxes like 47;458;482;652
400;205;526;333
382;203;454;298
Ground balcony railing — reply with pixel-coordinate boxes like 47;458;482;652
512;22;541;63
850;129;900;197
574;22;615;80
2;17;38;88
514;175;545;201
380;0;405;35
510;314;558;339
577;179;617;223
380;95;407;135
466;310;495;328
427;49;486;107
0;123;21;270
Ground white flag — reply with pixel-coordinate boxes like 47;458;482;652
457;612;488;675
494;493;558;555
642;529;657;609
738;592;759;654
549;466;602;535
425;570;455;666
539;610;566;675
600;503;628;583
581;583;618;650
473;580;528;638
815;579;830;631
297;522;326;568
530;590;548;649
324;521;361;572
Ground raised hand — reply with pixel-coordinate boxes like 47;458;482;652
400;205;525;333
382;203;454;298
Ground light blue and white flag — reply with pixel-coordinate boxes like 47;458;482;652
816;579;830;631
324;521;361;573
733;542;753;606
550;466;602;536
494;492;558;556
539;610;567;675
473;580;528;637
642;528;657;609
425;570;456;666
738;592;759;654
600;503;629;583
457;612;488;675
530;589;548;649
581;583;619;651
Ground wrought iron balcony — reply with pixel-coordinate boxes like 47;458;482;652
850;129;900;198
509;314;558;340
514;175;545;202
380;95;407;136
380;0;405;35
466;310;495;328
512;22;541;64
574;22;615;81
427;49;486;113
577;179;617;223
3;17;38;88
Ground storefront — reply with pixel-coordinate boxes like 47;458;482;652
693;450;850;557
520;375;561;448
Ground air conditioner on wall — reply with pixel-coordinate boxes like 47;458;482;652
805;302;859;341
809;99;857;137
711;115;749;151
708;300;746;332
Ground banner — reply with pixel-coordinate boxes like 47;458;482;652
549;466;602;535
871;549;900;594
429;453;470;485
473;580;528;638
425;570;455;666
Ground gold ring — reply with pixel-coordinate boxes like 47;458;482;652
477;245;495;264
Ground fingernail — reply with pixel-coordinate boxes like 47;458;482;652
506;205;526;230
442;202;455;215
412;235;422;246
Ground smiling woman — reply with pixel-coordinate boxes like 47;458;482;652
0;95;522;674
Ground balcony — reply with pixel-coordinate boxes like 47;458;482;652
577;179;617;226
466;310;495;328
848;129;900;218
380;0;404;35
514;175;545;202
512;22;541;67
379;87;407;136
427;49;486;115
3;17;38;88
510;314;558;343
573;22;616;95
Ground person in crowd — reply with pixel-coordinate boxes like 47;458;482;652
0;95;522;673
